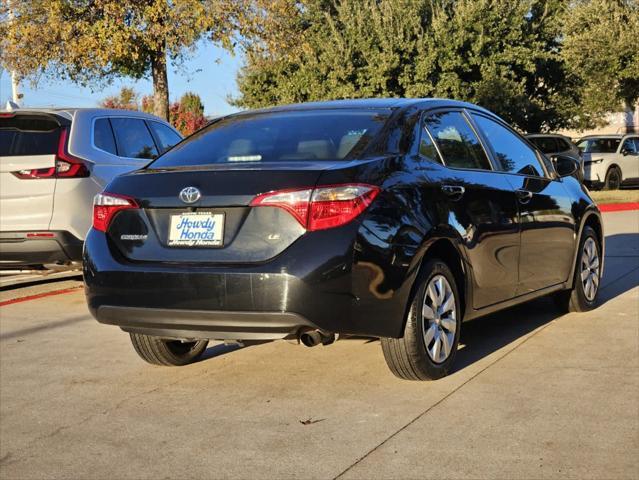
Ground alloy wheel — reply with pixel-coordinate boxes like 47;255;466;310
581;237;600;301
422;275;457;363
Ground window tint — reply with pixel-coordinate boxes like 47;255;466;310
419;128;442;164
0;115;61;156
621;138;639;154
149;110;390;168
473;114;544;176
148;121;182;153
556;138;572;152
577;138;621;153
423;111;491;170
94;118;117;155
110;118;158;159
529;136;558;154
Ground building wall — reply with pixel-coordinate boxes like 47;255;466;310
559;104;639;140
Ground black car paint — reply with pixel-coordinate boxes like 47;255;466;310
84;99;603;341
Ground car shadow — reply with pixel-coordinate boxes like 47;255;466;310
199;340;272;361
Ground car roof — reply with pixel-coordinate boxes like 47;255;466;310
1;107;169;123
525;133;571;139
578;134;624;140
235;98;495;116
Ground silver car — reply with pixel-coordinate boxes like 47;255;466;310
0;108;182;267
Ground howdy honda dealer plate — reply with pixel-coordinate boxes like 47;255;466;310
168;212;224;247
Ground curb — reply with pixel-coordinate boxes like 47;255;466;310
0;286;83;307
598;202;639;212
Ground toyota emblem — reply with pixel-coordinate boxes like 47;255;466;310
179;186;201;204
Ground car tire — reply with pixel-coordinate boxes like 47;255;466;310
603;166;622;190
381;258;462;381
554;226;602;313
129;333;208;366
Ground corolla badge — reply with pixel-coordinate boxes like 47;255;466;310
179;186;201;204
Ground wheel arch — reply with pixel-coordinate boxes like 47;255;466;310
399;234;470;335
568;209;605;288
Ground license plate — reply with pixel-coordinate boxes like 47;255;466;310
168;212;224;247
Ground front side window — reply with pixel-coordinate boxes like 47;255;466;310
577;137;621;154
110;118;159;159
621;137;639;154
423;111;491;170
148;109;390;168
148;121;182;153
472;114;545;177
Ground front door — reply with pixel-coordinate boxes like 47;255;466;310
469;112;576;294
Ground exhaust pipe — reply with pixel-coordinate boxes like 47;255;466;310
299;330;336;347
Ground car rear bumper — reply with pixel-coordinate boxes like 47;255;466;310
0;231;83;266
83;227;411;340
95;306;319;340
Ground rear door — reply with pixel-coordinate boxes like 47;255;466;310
469;112;576;294
420;110;520;308
0;113;63;231
620;136;639;180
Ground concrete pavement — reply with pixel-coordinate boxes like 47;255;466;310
1;211;637;479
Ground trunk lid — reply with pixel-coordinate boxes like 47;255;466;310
105;161;355;264
0;114;63;231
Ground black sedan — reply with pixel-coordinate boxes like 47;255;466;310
84;98;604;380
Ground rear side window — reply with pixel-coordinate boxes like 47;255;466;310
529;136;558;154
0;115;61;156
148;121;182;153
423;111;491;170
472;114;545;177
148;109;390;168
577;138;621;153
110;118;158;159
94;118;117;155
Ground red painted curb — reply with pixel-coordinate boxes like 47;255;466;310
0;286;83;307
599;202;639;212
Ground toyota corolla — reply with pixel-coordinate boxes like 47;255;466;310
84;99;604;380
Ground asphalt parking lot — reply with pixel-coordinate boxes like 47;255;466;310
1;210;637;480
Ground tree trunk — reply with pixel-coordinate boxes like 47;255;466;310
151;42;169;122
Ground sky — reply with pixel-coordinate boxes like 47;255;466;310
0;41;242;117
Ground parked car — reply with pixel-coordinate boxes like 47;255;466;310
0;108;182;267
577;134;639;190
526;133;583;181
84;99;604;380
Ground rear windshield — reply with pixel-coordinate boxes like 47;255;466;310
577;138;620;154
0;115;61;156
148;109;390;168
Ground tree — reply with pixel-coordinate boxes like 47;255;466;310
100;87;139;110
0;0;239;121
561;0;639;129
141;91;207;135
231;0;591;132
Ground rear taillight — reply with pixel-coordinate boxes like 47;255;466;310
93;193;138;232
12;127;89;180
250;183;379;231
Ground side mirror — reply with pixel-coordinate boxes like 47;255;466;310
551;154;579;178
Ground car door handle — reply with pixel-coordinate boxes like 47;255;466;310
516;189;533;203
441;185;465;201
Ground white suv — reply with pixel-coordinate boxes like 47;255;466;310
0;108;182;267
578;134;639;190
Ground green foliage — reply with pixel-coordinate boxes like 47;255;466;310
235;0;637;132
561;0;639;128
